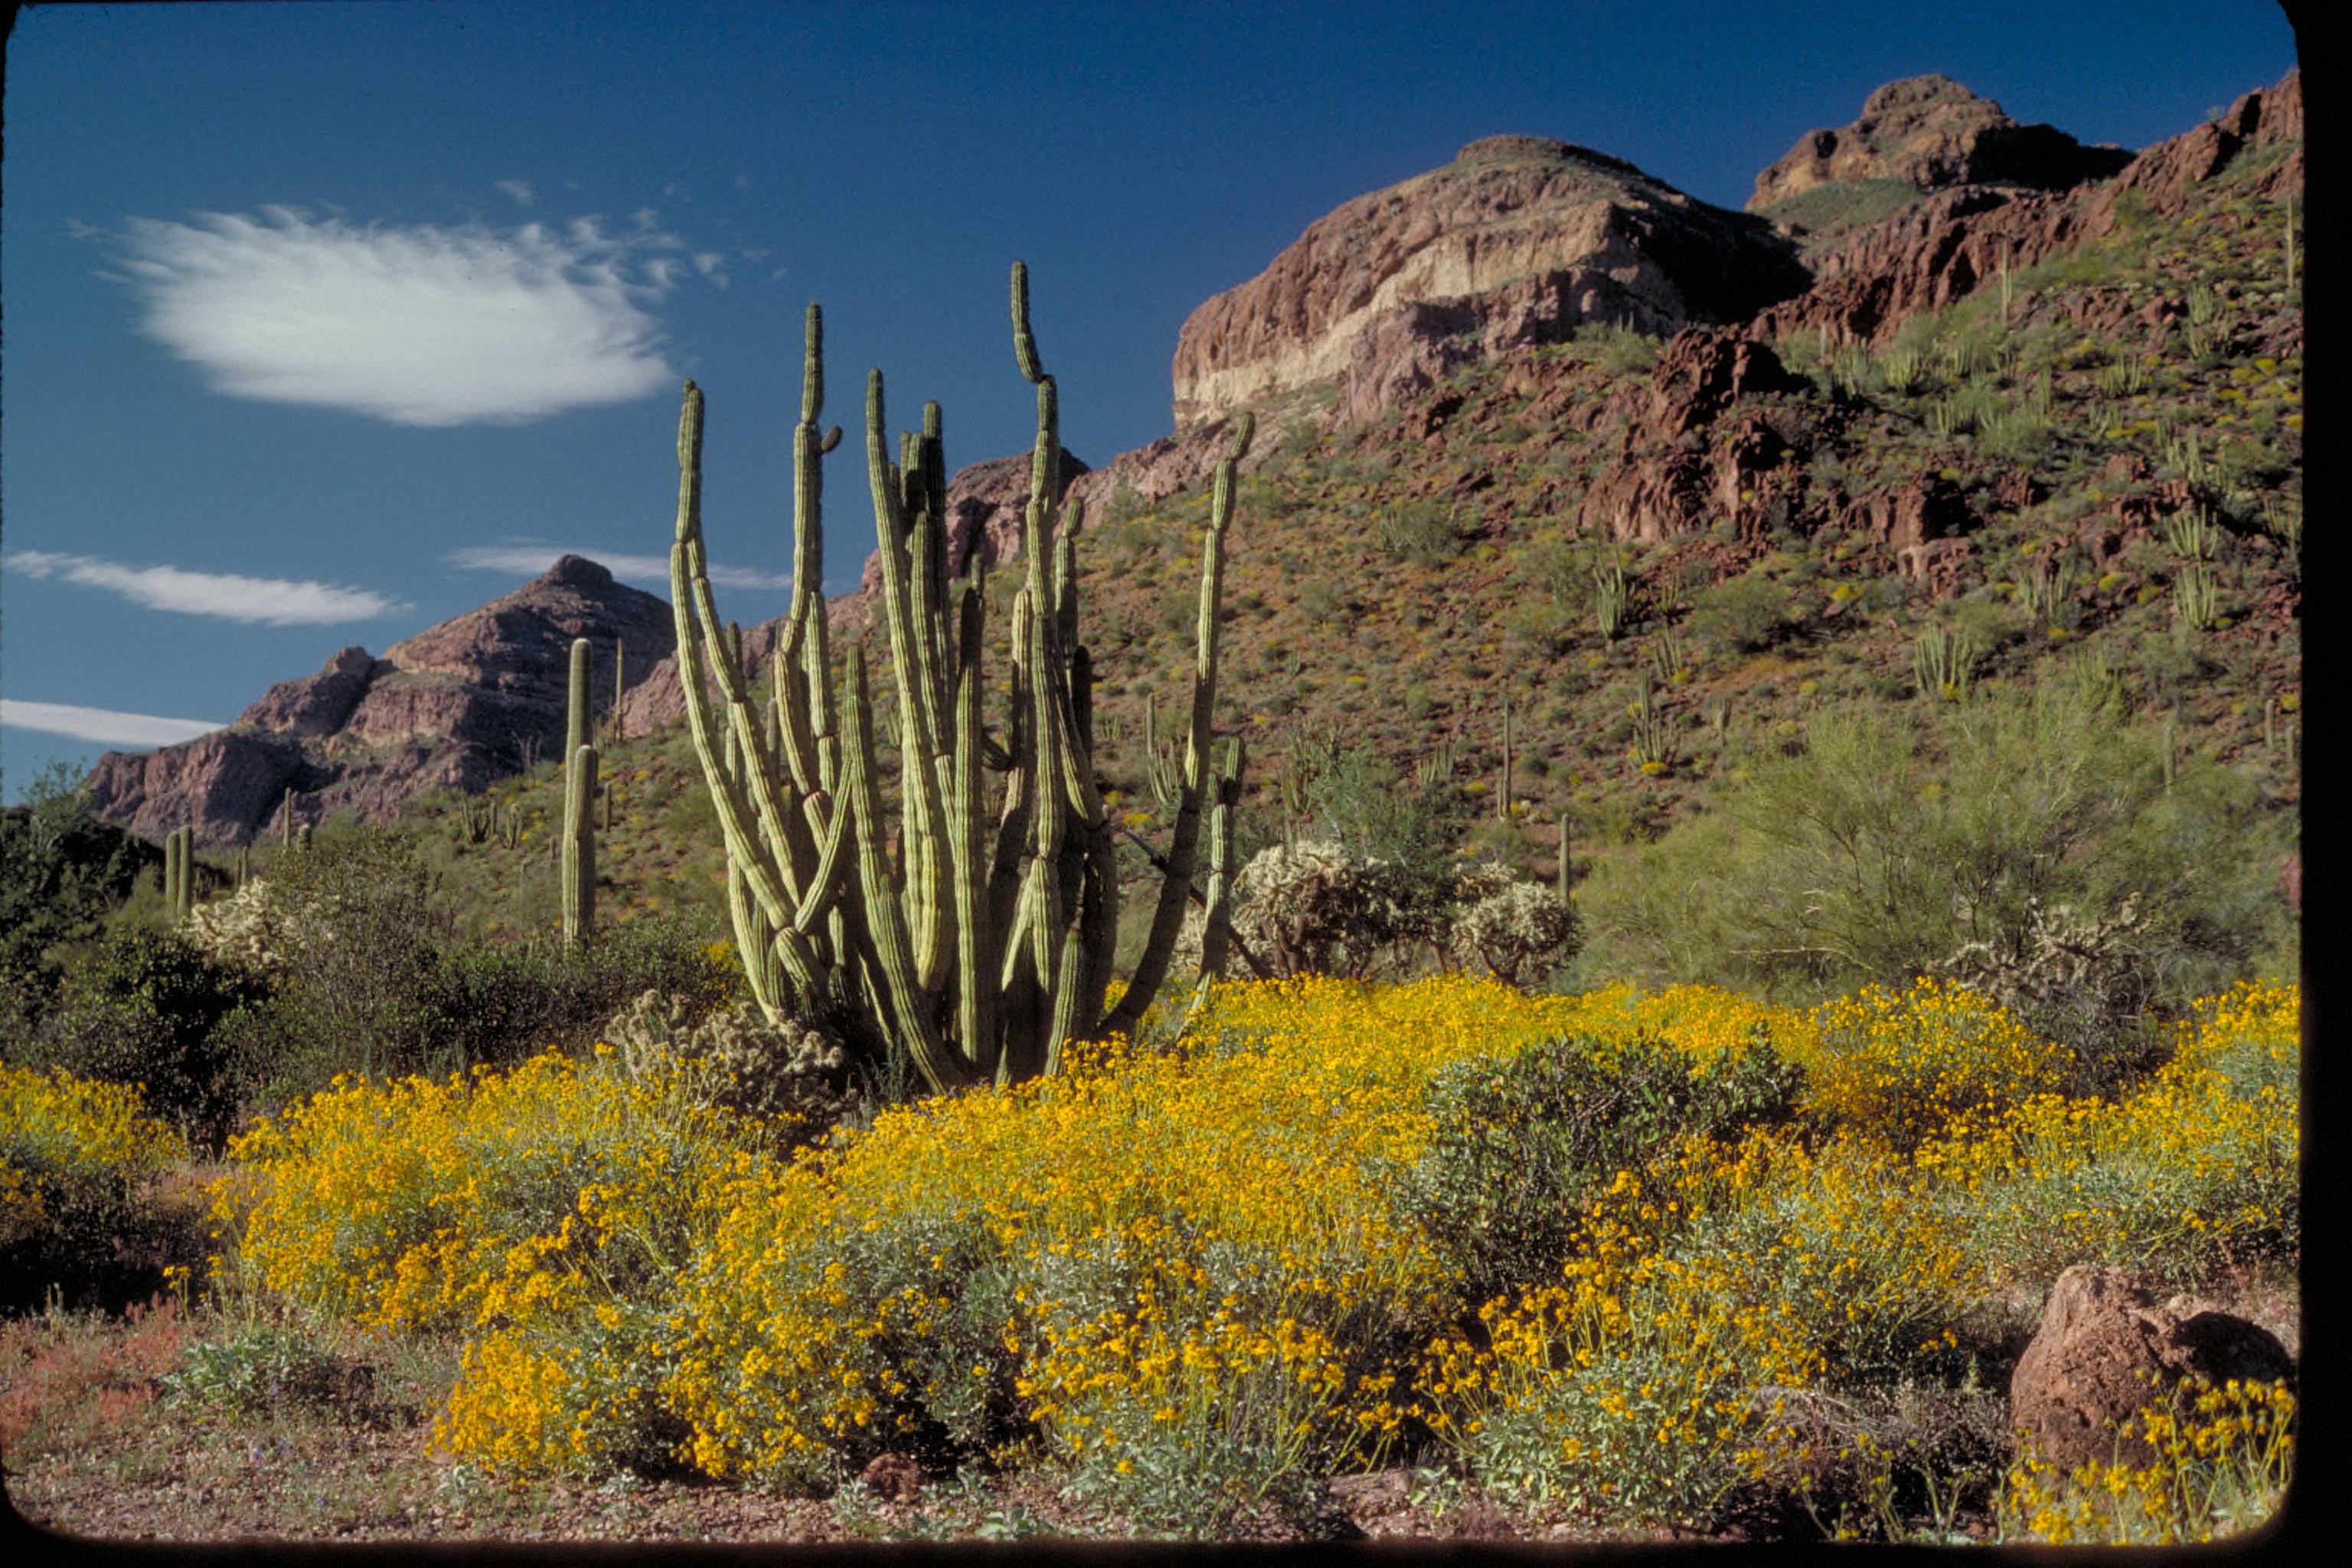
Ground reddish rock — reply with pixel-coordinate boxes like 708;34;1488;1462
1643;329;1808;442
1750;74;2132;215
1755;68;2298;350
237;646;380;740
1172;134;1805;430
858;1452;922;1504
83;731;308;851
1580;448;1712;544
1846;474;1976;554
83;556;674;847
2011;1265;2294;1472
1897;536;1975;594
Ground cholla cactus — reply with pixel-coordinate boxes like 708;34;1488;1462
1191;840;1442;980
184;877;299;975
1939;894;2154;1057
600;988;850;1129
1448;877;1579;988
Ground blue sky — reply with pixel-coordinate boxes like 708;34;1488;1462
0;0;2298;802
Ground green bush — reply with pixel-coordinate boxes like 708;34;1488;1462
1374;500;1476;567
1396;1027;1798;1304
213;830;734;1112
1689;573;1792;655
1;1063;202;1311
0;765;158;1034
15;929;267;1146
1577;684;2290;1044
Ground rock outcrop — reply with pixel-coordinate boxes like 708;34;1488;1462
83;557;675;847
1749;74;2132;216
2009;1264;2295;1472
1756;68;2299;348
1172;136;1808;430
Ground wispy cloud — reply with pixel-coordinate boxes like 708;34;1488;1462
0;699;225;748
109;205;690;426
495;178;536;207
6;550;409;625
448;545;792;592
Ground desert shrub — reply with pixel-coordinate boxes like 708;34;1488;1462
1395;1027;1798;1303
225;1045;768;1476
1374;500;1476;567
1197;840;1447;979
0;766;157;1033
214;972;2298;1537
1928;982;2298;1292
1578;684;2289;1029
1446;877;1580;987
665;978;1568;1511
1423;1244;1828;1530
1;1063;195;1310
207;832;456;1096
215;828;733;1110
1794;978;2072;1150
599;988;851;1136
1291;738;1469;877
15;929;268;1146
162;1318;368;1418
1688;573;1790;655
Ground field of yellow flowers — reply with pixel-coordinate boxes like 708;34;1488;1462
8;976;2297;1541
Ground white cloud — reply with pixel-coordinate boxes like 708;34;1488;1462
0;699;225;749
694;252;729;288
448;545;792;592
111;206;690;426
495;178;536;207
6;550;409;625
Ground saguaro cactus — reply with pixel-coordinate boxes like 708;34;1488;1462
162;827;184;920
561;637;597;947
669;264;1250;1092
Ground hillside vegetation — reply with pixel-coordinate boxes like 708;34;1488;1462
0;82;2300;1547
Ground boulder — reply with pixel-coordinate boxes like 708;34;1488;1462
2009;1264;2295;1472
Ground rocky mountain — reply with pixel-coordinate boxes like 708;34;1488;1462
84;557;674;847
1170;135;1811;430
83;67;2301;861
1749;74;2134;226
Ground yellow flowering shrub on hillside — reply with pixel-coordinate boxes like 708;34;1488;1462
1920;981;2298;1287
1798;978;2073;1148
211;975;2298;1536
223;1046;772;1475
2002;1377;2294;1544
2;1063;192;1308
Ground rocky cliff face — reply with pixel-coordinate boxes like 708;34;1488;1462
87;68;2299;847
83;557;675;847
1749;74;2133;216
1171;136;1809;431
1756;68;2300;348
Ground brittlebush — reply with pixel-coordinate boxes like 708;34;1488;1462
214;976;2295;1537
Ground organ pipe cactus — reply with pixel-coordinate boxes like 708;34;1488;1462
669;265;1250;1093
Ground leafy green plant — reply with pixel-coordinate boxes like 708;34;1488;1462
1578;684;2289;1010
1396;1027;1798;1303
16;929;266;1146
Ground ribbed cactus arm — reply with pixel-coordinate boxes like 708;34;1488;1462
669;384;794;933
840;646;965;1092
863;370;959;990
1098;413;1252;1040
